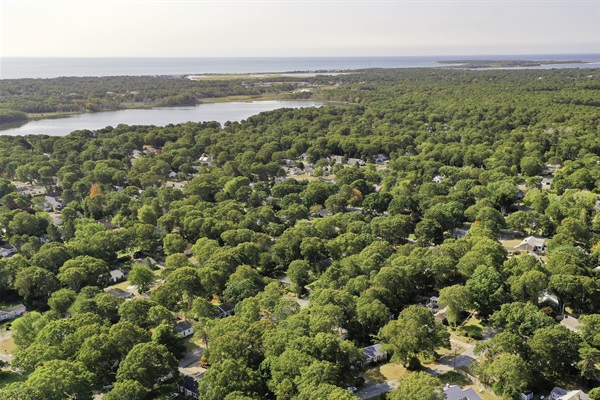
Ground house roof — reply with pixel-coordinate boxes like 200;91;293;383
0;304;25;313
551;387;591;400
443;385;482;400
363;344;386;359
218;302;235;313
174;320;193;333
109;270;124;280
560;315;583;333
517;236;547;248
0;244;16;251
179;375;200;395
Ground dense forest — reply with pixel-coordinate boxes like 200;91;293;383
0;67;600;400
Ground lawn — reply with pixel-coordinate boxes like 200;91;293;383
500;239;523;251
364;363;408;383
0;370;24;390
0;337;15;355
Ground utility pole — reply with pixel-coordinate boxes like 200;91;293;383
453;346;457;370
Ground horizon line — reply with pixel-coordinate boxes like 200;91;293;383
2;52;598;59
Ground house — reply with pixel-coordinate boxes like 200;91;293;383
198;153;213;165
433;175;444;184
0;244;17;258
178;375;200;399
427;296;439;309
174;320;194;338
108;269;125;284
0;304;26;321
443;384;482;400
347;158;366;166
363;344;387;364
217;302;236;318
560;315;583;333
538;290;560;308
44;195;63;211
541;177;553;188
373;154;389;164
515;236;547;253
168;171;177;179
549;387;591;400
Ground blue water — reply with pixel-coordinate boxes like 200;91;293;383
1;54;599;79
0;101;324;137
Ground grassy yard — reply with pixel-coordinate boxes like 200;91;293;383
500;239;523;251
0;337;16;355
0;370;25;390
364;363;408;383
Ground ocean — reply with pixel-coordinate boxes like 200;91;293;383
1;54;599;79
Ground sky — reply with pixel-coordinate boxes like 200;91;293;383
1;0;599;57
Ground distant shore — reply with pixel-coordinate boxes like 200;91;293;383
438;59;588;68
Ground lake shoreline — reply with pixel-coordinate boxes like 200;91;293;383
0;99;326;137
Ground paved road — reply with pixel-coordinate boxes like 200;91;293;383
179;346;204;368
356;379;398;400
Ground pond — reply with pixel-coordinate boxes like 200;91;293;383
0;100;324;136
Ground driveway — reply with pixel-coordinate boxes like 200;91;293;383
356;379;399;400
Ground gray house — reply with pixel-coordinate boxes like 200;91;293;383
363;344;387;364
443;384;482;400
0;304;26;321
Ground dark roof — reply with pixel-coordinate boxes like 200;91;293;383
105;289;132;299
218;302;235;313
363;344;386;358
0;244;16;250
179;375;199;395
174;320;193;333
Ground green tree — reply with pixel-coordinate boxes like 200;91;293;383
163;233;187;255
388;372;444;400
378;305;449;367
438;285;471;328
128;264;156;294
27;360;95;400
116;342;178;389
287;260;311;296
104;380;148;400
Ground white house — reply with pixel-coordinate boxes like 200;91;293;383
515;236;547;253
0;244;17;258
174;320;194;338
198;153;213;165
0;304;26;321
363;344;387;364
549;387;590;400
433;175;444;184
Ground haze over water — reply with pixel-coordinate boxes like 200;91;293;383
2;54;599;79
